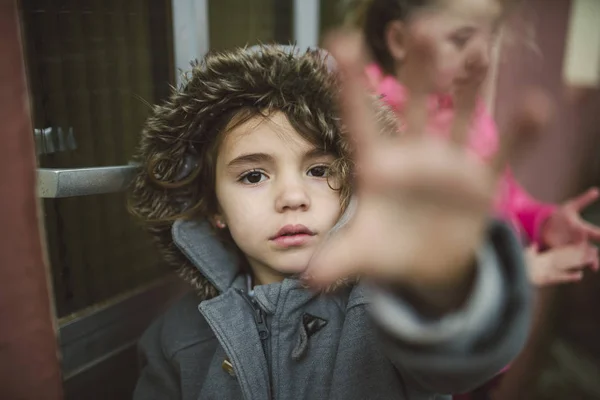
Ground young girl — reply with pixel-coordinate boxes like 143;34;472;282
129;37;541;399
349;0;600;286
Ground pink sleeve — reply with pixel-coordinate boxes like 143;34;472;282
476;106;557;244
502;170;557;245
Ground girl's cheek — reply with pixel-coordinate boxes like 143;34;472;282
433;69;457;92
430;48;457;84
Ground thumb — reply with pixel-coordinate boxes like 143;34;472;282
548;242;593;271
525;243;539;268
527;243;539;254
304;228;366;288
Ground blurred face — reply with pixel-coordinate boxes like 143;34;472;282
214;112;341;285
389;0;504;92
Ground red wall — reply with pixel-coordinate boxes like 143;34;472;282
0;2;63;399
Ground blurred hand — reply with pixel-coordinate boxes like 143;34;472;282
541;188;600;248
526;243;599;287
304;30;550;290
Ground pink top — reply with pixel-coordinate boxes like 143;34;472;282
366;64;556;244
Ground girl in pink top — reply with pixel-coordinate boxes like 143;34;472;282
349;0;600;287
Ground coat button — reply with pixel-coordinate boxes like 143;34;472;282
222;358;235;377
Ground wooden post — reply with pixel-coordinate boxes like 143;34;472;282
0;1;64;399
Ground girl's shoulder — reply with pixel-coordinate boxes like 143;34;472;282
365;63;408;112
142;290;216;359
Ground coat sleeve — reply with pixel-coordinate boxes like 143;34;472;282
368;220;532;395
133;317;182;400
502;169;556;245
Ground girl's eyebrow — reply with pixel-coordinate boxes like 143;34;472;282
453;26;477;36
304;148;332;160
226;148;332;170
227;153;274;169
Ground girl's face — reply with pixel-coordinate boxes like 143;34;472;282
390;0;504;93
213;112;342;285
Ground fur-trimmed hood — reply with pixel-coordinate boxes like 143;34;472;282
128;45;344;300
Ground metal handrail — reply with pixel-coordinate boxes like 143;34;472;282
37;165;139;198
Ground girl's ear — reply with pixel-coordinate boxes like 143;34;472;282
211;214;227;229
385;20;407;65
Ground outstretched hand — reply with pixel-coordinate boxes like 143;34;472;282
542;187;600;248
526;242;598;286
304;30;551;290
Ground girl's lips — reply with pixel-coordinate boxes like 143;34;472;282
270;224;316;248
270;224;315;239
271;234;314;247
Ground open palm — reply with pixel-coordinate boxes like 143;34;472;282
305;31;550;289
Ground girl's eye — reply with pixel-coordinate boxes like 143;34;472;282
240;171;267;184
307;165;329;178
449;28;475;49
451;35;470;48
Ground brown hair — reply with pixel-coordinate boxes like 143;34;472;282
346;0;429;75
128;46;357;299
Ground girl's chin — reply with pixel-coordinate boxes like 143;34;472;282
273;264;308;275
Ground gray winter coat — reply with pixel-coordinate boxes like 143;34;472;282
133;219;530;399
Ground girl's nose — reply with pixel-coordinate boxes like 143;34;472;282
274;179;311;212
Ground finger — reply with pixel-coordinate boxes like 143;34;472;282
580;221;600;242
585;244;600;272
591;253;599;272
402;29;437;138
586;245;598;268
351;142;494;208
548;243;597;271
325;31;378;165
567;187;600;212
450;42;488;146
490;88;551;179
550;271;584;284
